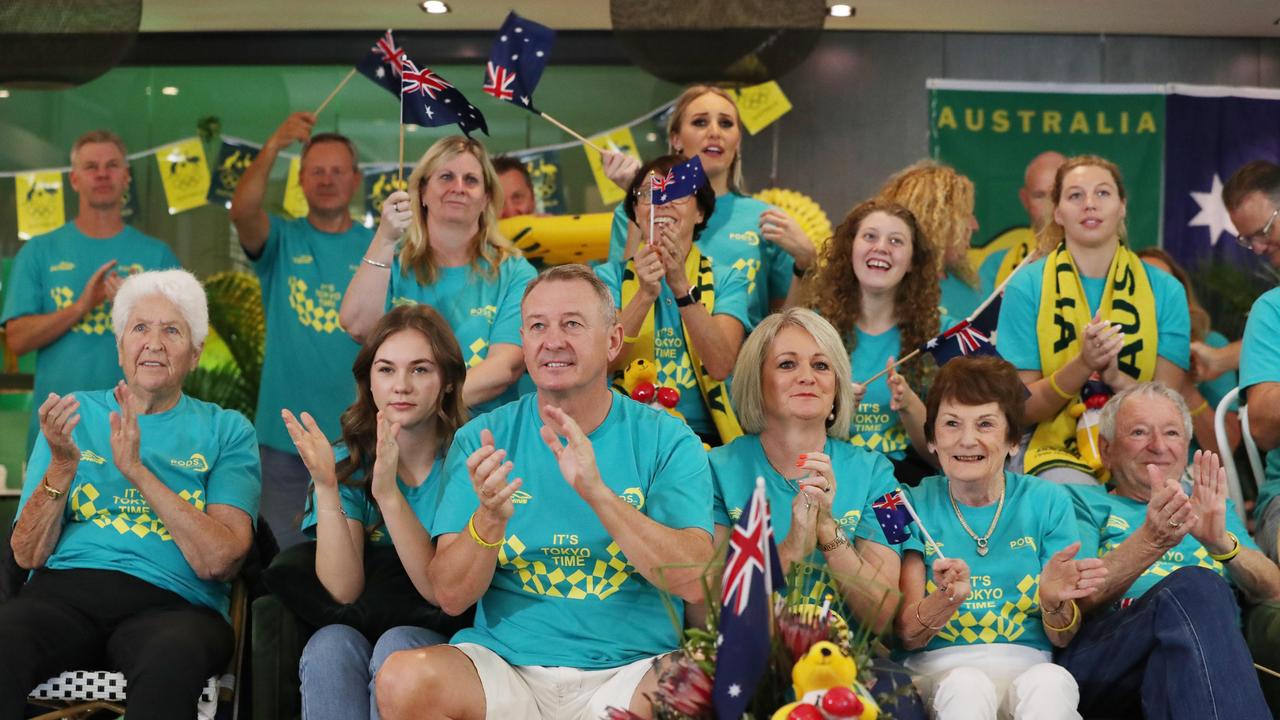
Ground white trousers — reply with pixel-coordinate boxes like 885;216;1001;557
904;644;1081;720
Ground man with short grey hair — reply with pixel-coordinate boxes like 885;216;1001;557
1055;382;1280;718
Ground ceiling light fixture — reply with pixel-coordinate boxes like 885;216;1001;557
829;4;854;18
0;90;9;99
420;1;449;14
161;86;179;96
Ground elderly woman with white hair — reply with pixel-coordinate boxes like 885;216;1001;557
706;307;926;719
0;269;261;719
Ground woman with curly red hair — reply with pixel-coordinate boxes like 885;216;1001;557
807;198;943;484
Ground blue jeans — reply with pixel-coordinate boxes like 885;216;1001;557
299;624;446;720
259;444;312;549
1055;566;1269;720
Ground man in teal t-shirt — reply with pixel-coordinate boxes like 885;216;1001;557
374;265;714;720
1;130;179;455
1055;383;1279;718
231;112;371;547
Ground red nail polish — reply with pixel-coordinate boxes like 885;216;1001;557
799;454;807;460
794;461;804;467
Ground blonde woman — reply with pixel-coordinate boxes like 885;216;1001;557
341;136;535;414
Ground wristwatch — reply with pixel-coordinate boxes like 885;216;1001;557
674;286;702;307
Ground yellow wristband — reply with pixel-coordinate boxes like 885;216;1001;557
1042;599;1080;633
1048;372;1075;401
1190;400;1211;417
1209;532;1241;563
467;511;504;549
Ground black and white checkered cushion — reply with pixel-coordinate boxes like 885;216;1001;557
29;670;220;717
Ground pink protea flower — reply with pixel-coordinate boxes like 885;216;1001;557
653;655;714;718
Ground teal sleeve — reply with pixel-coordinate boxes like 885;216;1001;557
1151;268;1191;370
708;458;732;528
157;242;181;269
711;263;751;330
995;268;1041;371
492;258;536;346
432;426;482;537
0;239;44;324
762;237;795;309
1240;289;1280;390
594;262;624;309
646;424;713;534
205;411;262;524
899;485;925;556
1198;331;1238;410
250;214;286;270
1065;486;1104;559
300;482;370;537
978;251;1005;297
608;203;629;263
1037;482;1082;564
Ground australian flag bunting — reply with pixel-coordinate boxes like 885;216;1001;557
1163;86;1280;273
872;489;916;545
356;30;408;96
653;155;706;206
484;11;555;112
713;480;785;720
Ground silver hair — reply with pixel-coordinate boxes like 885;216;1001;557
111;269;209;347
1097;381;1193;443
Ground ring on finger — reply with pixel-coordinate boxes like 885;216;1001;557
1167;519;1182;528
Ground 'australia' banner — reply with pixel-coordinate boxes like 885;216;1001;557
1162;85;1280;274
928;80;1166;273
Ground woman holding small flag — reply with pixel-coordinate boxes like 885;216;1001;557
706;307;928;719
606;86;812;328
995;155;1190;485
596;154;750;446
895;355;1108;720
806;199;944;485
340;136;535;415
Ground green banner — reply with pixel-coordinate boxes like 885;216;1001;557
929;81;1166;267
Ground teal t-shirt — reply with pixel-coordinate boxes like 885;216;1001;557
978;250;1006;298
388;254;536;415
901;472;1079;654
996;256;1191;373
0;223;179;454
939;273;984;321
848;327;906;460
607;194;794;330
595;259;750;437
1240;287;1280;521
1193;330;1238;455
1066;485;1257;608
433;392;713;668
251;216;370;453
709;435;901;609
300;444;444;547
18;390;260;618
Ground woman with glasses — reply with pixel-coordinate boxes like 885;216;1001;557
596;154;751;446
995;155;1190;486
340;136;536;415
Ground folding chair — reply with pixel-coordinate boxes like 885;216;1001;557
25;579;249;720
1215;386;1264;524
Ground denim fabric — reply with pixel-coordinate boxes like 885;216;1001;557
300;624;446;720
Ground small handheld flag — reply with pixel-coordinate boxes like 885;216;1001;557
356;30;408;96
713;477;785;720
483;11;555;112
652;155;706;206
872;489;915;545
920;317;999;366
399;59;489;137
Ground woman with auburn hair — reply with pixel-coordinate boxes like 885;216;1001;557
807;198;943;485
341;135;535;414
284;304;469;720
879;161;984;320
996;155;1190;485
604;85;814;328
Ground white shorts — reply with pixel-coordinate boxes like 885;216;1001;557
456;643;662;720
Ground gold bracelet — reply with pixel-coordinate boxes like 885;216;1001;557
362;256;390;269
467;511;504;549
914;598;948;631
1190;400;1211;417
1209;532;1241;563
1042;599;1080;633
41;480;65;500
1048;372;1074;400
818;532;848;553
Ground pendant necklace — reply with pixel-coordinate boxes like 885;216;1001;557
948;476;1005;557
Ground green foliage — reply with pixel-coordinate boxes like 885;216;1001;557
1193;260;1278;340
183;271;264;420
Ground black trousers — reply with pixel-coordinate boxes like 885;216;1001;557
0;567;232;720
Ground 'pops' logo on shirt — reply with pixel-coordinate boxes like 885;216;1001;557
170;453;210;472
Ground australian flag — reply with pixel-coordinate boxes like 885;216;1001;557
1163;88;1280;274
920;293;1003;367
483;11;555;112
356;30;408;95
653;155;706;206
713;480;785;720
399;58;489;136
872;489;915;545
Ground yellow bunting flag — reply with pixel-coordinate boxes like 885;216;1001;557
155;138;211;214
14;172;65;241
584;126;640;205
283;156;309;219
731;81;792;135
